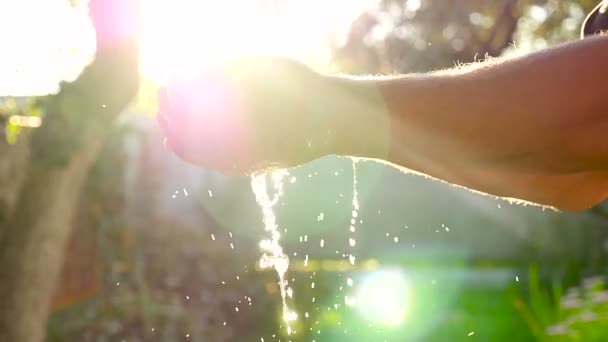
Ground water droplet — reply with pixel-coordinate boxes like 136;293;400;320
348;255;356;265
208;190;213;197
284;310;298;321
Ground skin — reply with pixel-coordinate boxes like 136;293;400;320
158;35;608;211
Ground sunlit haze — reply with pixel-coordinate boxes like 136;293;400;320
0;0;377;96
140;0;377;83
0;0;95;96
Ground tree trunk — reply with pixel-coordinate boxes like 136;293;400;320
0;1;139;339
0;130;30;235
0;138;103;342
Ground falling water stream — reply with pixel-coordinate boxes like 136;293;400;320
348;158;360;266
251;170;297;335
251;159;360;336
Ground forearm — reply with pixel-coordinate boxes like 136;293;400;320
326;34;608;178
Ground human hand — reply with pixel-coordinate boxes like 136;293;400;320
157;58;343;174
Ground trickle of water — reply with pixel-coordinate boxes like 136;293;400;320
251;170;297;334
348;159;360;266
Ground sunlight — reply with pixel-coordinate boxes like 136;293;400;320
0;0;95;96
139;0;378;84
0;0;376;95
356;269;412;326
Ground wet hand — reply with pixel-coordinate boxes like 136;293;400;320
157;58;338;174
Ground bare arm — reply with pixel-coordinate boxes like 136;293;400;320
158;34;608;210
323;35;608;210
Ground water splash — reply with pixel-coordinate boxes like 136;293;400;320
251;170;297;334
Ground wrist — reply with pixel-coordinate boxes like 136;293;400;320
317;75;391;161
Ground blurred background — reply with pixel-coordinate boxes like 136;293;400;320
1;0;608;341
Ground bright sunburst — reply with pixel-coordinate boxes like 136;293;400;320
139;0;376;84
0;0;375;96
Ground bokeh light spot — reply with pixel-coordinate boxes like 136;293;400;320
356;269;411;326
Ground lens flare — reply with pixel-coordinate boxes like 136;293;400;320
139;0;378;83
356;269;412;326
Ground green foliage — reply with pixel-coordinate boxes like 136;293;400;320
546;276;608;341
334;0;602;74
0;97;44;144
515;267;608;342
514;264;563;341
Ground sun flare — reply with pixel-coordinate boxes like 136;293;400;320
139;0;377;84
0;0;375;96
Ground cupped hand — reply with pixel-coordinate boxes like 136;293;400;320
157;58;338;174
